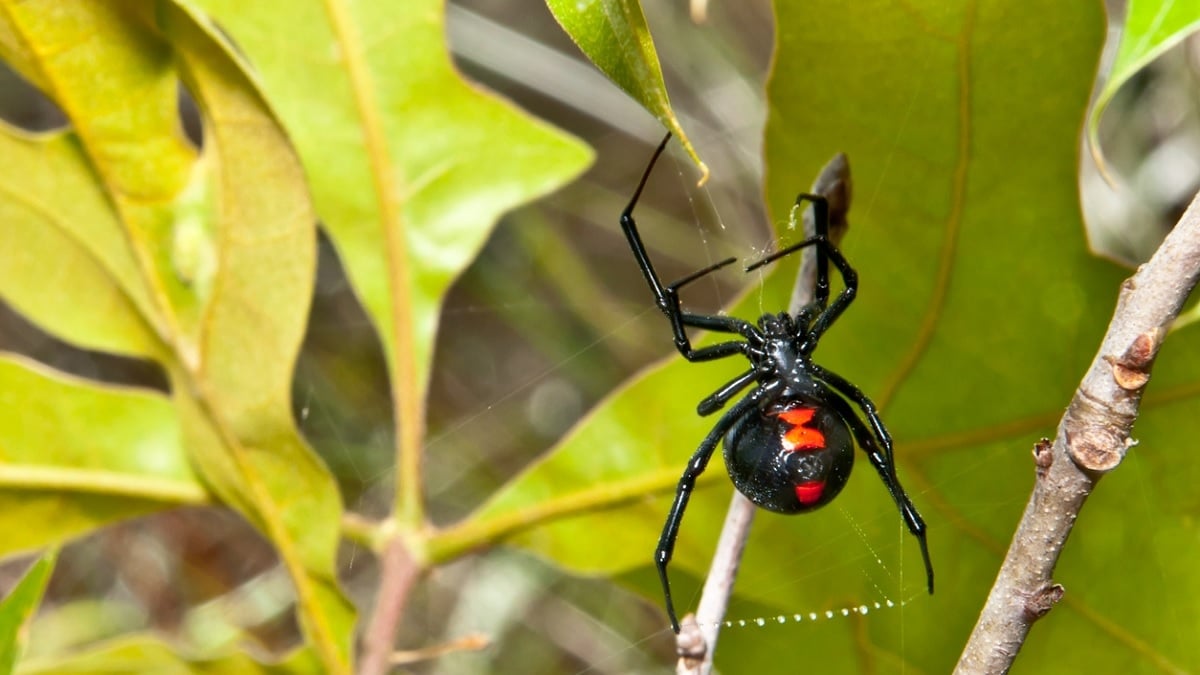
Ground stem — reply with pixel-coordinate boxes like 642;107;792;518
955;190;1200;673
359;537;424;675
322;2;432;667
0;466;209;504
341;512;387;552
676;153;852;673
675;493;756;674
428;467;715;563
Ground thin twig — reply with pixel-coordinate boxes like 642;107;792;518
955;189;1200;673
360;536;423;675
675;153;852;674
390;632;491;665
674;493;755;674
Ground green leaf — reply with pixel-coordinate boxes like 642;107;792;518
159;6;354;669
456;2;1200;672
0;356;202;558
16;634;319;674
0;1;201;342
0;3;352;669
545;0;707;178
1088;0;1200;172
0;550;56;674
181;0;592;527
0;127;162;359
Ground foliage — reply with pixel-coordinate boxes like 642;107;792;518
0;552;54;674
0;0;585;671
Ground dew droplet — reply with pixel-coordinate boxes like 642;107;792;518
719;593;906;631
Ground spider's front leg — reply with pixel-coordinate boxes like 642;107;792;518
746;233;859;349
792;192;833;310
620;135;763;360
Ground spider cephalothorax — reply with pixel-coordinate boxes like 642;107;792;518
620;134;933;633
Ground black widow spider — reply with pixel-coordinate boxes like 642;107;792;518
620;134;933;633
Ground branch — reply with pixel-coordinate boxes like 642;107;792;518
360;535;423;675
955;189;1200;673
676;153;852;674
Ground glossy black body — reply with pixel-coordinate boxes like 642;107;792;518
620;134;933;633
724;399;853;513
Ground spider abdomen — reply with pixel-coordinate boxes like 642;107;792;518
723;399;854;514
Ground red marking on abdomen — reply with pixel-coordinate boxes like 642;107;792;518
795;480;826;505
774;407;826;451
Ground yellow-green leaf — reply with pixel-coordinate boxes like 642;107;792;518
0;0;201;342
160;5;353;669
0;126;161;358
181;0;592;527
0;356;200;558
545;0;706;178
0;3;353;669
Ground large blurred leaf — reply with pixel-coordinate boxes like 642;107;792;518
452;1;1200;672
181;0;593;525
1088;0;1200;171
0;550;55;675
545;0;706;177
0;2;351;669
0;356;202;558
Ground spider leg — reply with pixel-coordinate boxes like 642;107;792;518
621;134;763;359
697;368;757;416
676;312;756;336
656;385;770;633
806;239;857;341
745;231;857;347
815;377;933;595
743;193;833;310
683;340;750;363
796;193;832;310
811;364;894;467
669;256;738;292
